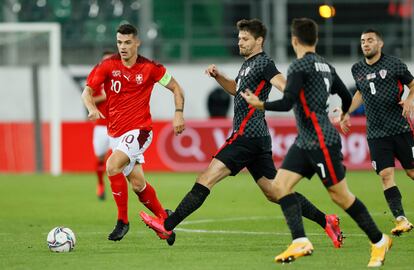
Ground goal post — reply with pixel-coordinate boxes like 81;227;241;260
0;23;62;175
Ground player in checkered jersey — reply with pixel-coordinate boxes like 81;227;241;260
243;18;391;267
341;29;414;236
141;18;344;249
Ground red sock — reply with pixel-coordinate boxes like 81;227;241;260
137;182;167;219
108;173;128;223
96;160;105;187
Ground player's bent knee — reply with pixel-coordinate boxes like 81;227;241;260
106;163;123;176
329;194;347;208
196;170;223;189
327;188;346;207
379;168;393;179
273;182;289;199
329;190;354;209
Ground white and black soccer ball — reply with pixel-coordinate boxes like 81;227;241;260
47;227;76;252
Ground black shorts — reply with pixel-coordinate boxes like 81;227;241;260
214;134;276;181
367;132;414;174
281;143;346;188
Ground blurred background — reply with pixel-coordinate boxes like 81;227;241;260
0;0;413;174
1;0;412;64
0;0;414;65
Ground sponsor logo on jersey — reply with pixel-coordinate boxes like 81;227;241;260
136;74;143;84
379;69;387;79
366;73;376;80
112;70;121;77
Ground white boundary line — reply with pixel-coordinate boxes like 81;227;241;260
177;215;367;236
3;212;402;237
175;228;364;236
180;215;282;225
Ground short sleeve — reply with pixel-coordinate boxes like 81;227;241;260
87;62;108;92
263;61;281;82
151;61;167;83
395;59;414;85
86;65;98;90
351;64;361;91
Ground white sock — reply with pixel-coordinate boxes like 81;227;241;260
374;234;385;248
293;237;309;243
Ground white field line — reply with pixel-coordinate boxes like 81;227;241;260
1;212;396;237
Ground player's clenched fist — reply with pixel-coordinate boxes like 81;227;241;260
205;64;219;78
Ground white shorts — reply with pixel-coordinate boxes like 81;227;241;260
109;129;153;176
93;125;110;157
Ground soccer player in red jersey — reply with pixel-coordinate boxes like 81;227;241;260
88;50;114;200
81;24;185;244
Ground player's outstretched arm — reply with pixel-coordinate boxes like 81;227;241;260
339;91;363;134
205;64;237;96
81;86;105;121
164;77;185;135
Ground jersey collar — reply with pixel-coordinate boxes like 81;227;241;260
245;51;265;62
363;53;384;67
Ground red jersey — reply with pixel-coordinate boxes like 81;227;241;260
87;64;108;126
87;54;166;137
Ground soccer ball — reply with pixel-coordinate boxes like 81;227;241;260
47;227;76;252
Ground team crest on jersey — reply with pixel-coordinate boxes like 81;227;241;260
366;73;376;80
379;69;387;79
136;74;143;84
112;70;121;77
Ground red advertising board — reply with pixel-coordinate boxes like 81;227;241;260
146;117;373;171
0;117;381;173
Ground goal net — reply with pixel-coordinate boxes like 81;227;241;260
0;23;62;175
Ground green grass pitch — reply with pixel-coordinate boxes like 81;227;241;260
1;171;413;269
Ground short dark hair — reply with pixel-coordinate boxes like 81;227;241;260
291;18;318;46
117;24;138;36
361;28;383;40
236;19;267;41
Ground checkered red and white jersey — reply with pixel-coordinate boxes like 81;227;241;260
87;54;166;137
